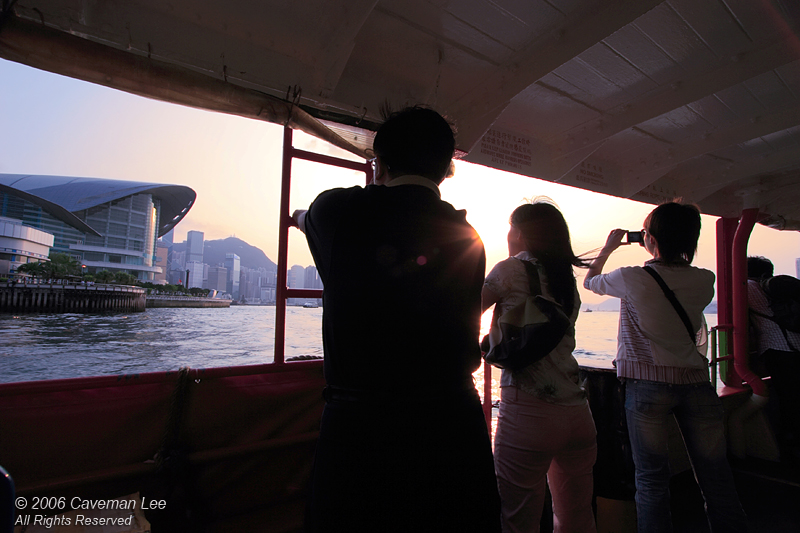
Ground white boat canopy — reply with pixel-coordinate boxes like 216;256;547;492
1;0;799;229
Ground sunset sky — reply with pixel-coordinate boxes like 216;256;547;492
2;58;799;305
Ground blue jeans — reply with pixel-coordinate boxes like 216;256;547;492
624;379;746;533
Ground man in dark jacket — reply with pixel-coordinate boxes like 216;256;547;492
294;107;500;533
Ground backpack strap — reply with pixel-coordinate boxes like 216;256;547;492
642;266;696;344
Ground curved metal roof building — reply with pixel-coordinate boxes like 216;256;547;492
0;173;196;280
0;174;195;237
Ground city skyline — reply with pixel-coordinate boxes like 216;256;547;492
164;230;321;305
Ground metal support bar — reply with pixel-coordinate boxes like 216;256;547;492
483;360;492;431
716;217;739;385
731;208;766;396
0;15;370;160
274;126;294;364
287;288;323;299
273;125;371;365
291;147;372;174
710;328;718;390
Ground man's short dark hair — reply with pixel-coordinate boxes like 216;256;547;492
372;106;455;183
747;256;774;279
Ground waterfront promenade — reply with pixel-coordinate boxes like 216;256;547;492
0;280;145;313
146;295;231;308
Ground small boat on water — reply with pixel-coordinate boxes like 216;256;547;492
1;1;799;531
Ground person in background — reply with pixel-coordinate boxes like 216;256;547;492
482;199;597;533
584;201;746;533
292;106;500;533
747;255;800;464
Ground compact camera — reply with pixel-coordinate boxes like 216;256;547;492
625;231;645;246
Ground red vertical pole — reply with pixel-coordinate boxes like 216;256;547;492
716;217;738;385
483;360;492;431
731;208;766;396
274;138;370;365
274;126;294;364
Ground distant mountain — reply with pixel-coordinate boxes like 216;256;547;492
173;237;277;270
593;298;620;312
204;237;277;271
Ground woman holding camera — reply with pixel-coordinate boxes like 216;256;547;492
482;200;597;533
584;202;746;533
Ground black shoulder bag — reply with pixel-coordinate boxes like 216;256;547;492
484;259;571;371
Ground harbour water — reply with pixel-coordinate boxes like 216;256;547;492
0;307;716;385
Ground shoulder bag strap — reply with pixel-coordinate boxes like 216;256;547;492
518;258;542;297
642;266;696;344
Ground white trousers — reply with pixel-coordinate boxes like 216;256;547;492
494;387;598;533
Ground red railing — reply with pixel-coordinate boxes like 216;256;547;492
274;125;495;429
731;208;766;396
274;126;371;364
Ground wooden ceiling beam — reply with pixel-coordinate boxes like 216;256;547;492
0;15;369;159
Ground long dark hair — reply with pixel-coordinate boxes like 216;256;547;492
510;199;590;315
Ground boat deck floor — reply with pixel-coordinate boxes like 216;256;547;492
670;457;800;532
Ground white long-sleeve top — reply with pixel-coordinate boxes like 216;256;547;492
584;260;714;384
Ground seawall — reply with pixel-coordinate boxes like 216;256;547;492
0;282;146;313
146;295;231;308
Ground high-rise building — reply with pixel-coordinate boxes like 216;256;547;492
288;264;305;306
153;241;169;283
205;266;228;292
303;265;323;306
255;268;277;303
0;174;195;281
161;228;174;246
304;265;322;289
288;265;304;287
186;230;204;263
224;253;240;297
186;260;204;288
161;229;175;279
171;250;186;270
238;267;266;300
168;263;186;286
260;287;276;303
